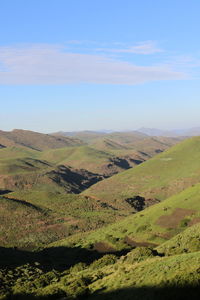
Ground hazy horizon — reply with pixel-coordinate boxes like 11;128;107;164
2;126;200;136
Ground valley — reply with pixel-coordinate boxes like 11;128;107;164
0;129;199;299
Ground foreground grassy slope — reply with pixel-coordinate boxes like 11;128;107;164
55;182;200;250
83;137;200;204
0;245;199;299
156;222;200;255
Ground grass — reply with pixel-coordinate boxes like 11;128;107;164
83;136;200;204
0;190;130;249
40;144;149;177
40;145;115;174
0;146;39;159
156;223;200;255
0;147;106;193
0;135;200;299
0;129;84;150
0;135;181;194
52;182;200;250
0;245;199;299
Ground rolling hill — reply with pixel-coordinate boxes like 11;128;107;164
83;137;200;207
0;133;200;299
39;145;136;177
156;222;200;255
0;189;127;249
0;187;199;299
53;181;200;251
54;130;147;143
0;129;83;151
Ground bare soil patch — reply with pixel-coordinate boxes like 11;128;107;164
93;242;115;253
189;217;200;226
124;236;157;248
156;208;196;228
155;232;173;240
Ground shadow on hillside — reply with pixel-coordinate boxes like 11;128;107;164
4;285;200;300
0;189;12;195
92;286;200;300
0;245;128;272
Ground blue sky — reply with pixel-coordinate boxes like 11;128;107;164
0;0;200;132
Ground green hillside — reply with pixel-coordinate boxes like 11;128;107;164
55;182;200;251
91;138;130;151
0;146;38;159
0;135;200;299
83;137;200;205
40;145;133;176
156;222;200;255
0;129;83;150
0;191;125;249
0;237;199;299
0;145;107;193
55;130;147;144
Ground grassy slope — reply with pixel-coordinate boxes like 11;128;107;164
156;222;200;255
40;145;133;176
40;146;113;169
0;195;58;249
56;131;147;144
0;146;39;159
87;251;200;299
0;189;128;249
0;129;83;150
90;135;180;154
0;246;199;299
0;133;181;188
0;146;105;193
0;147;45;175
83;137;200;204
91;138;131;151
39;136;180;178
53;182;200;249
0;135;200;299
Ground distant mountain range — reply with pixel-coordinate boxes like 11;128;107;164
54;127;200;138
137;127;200;137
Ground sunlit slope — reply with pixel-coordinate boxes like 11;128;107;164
0;146;43;175
156;223;200;255
87;134;180;156
55;130;147;144
0;246;200;299
0;147;103;193
83;137;200;204
57;182;200;249
40;145;132;176
87;251;200;300
0;129;83;150
0;190;126;249
0;146;39;159
91;138;132;151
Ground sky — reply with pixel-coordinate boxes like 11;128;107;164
0;0;200;132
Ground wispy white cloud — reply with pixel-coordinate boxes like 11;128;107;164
0;44;186;85
96;41;163;55
65;40;83;45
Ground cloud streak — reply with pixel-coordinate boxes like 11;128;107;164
96;41;163;55
0;44;186;85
